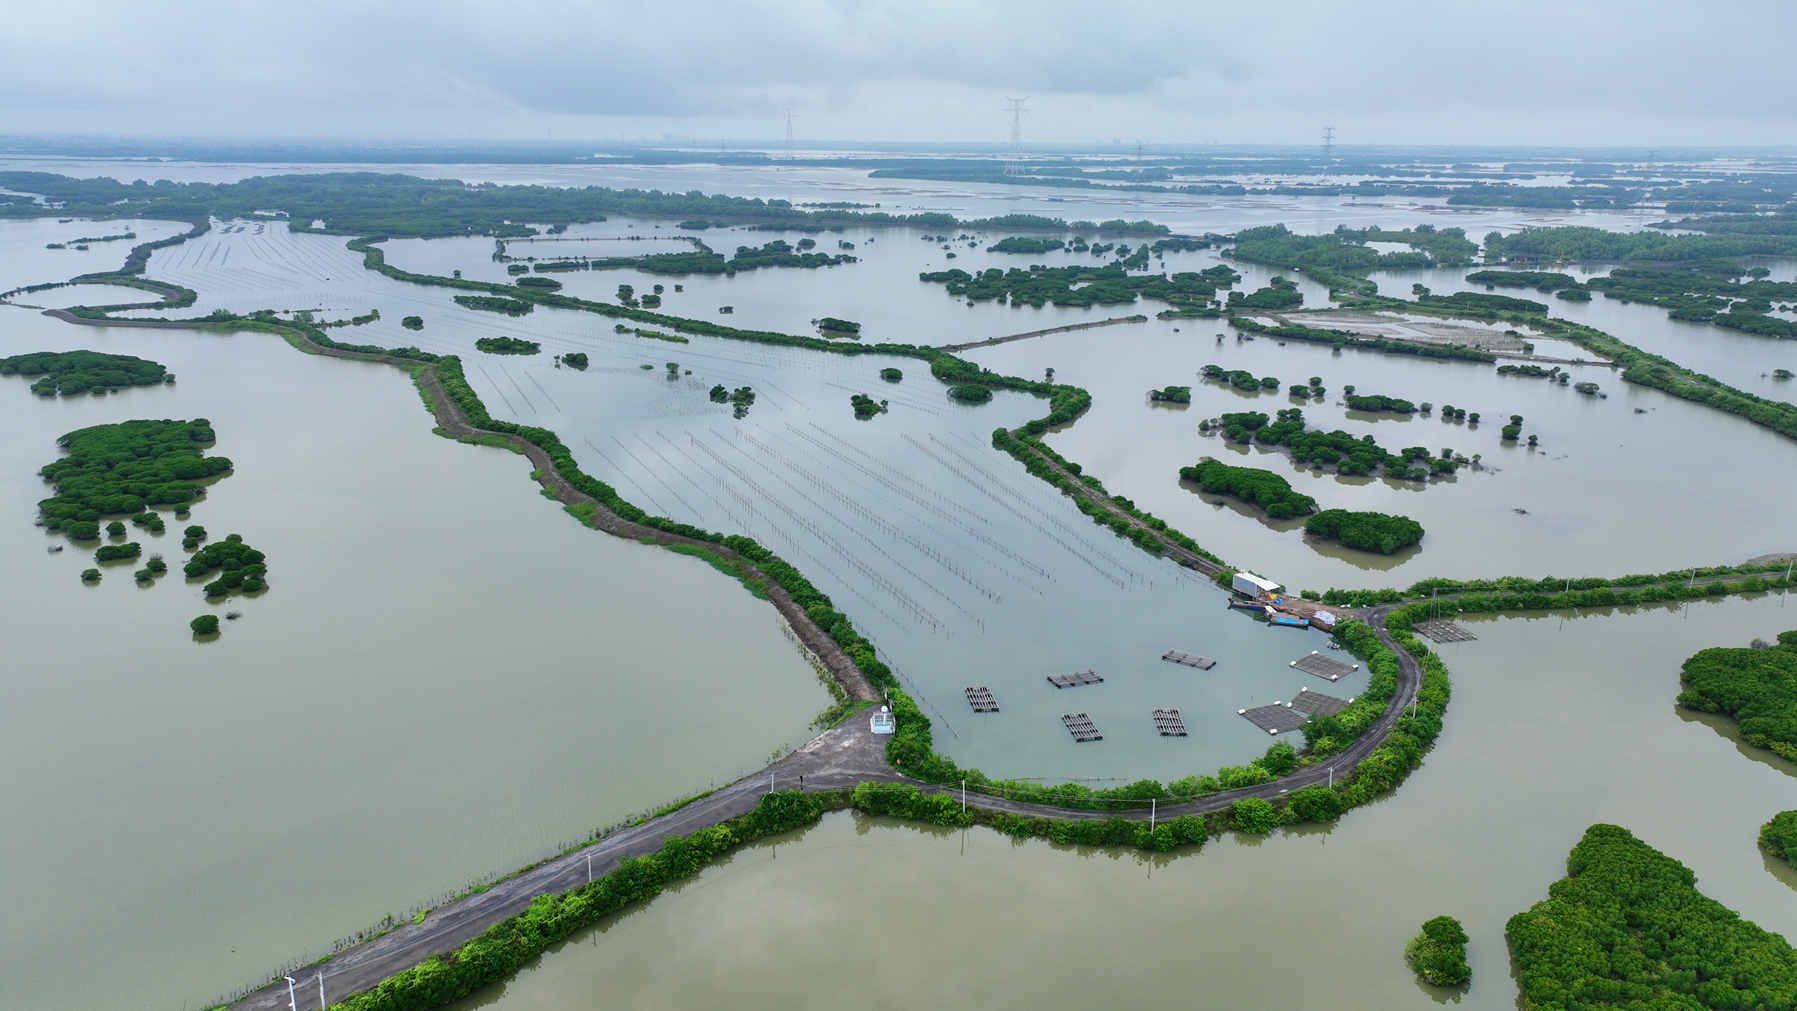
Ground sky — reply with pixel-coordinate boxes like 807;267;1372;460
4;0;1794;150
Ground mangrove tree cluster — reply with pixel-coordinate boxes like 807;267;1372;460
38;419;229;535
0;350;170;396
1507;824;1797;1011
1179;458;1317;518
1305;509;1425;554
1677;629;1797;762
184;533;268;597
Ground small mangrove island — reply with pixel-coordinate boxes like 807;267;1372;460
475;336;541;355
37;419;230;539
184;533;269;597
1;349;170;396
1179;458;1317;518
1305;509;1425;554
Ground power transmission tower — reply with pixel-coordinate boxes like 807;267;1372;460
1135;139;1144;162
782;107;796;160
1004;96;1029;174
1322;126;1335;173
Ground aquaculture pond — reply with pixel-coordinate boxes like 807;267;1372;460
1;159;1784;1011
0;290;827;1011
442;595;1797;1011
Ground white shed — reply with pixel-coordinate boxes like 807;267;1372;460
1232;572;1283;598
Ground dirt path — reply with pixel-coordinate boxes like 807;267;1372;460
936;313;1147;352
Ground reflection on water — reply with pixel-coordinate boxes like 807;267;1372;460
439;595;1797;1011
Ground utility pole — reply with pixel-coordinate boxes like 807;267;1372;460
317;973;325;1011
1322;126;1335;174
1004;96;1029;174
781;107;796;160
284;976;298;1011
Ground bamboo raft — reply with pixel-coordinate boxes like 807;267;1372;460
1239;702;1309;734
1291;651;1358;682
965;686;1000;712
1413;620;1478;643
1062;712;1103;742
1287;687;1352;716
1047;669;1104;689
1161;649;1217;669
1152;708;1188;736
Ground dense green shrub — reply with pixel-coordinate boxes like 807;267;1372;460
454;295;533;316
190;614;219;635
559;353;588;369
94;542;140;562
849;393;885;418
1228;276;1304;310
514;276;562;290
474;336;540;355
1677;630;1797;761
1407;916;1472;986
987;236;1064;254
1149;385;1191;403
1345;393;1417;414
184;533;269;597
1419;291;1548;314
879;367;902;382
401;315;424;330
816;317;861;333
1464;269;1582;292
1231;797;1276;833
947;384;993;403
1178;458;1317;518
1306;509;1425;554
0;350;168;395
1761;811;1797;869
38;420;229;533
1508;824;1797;1010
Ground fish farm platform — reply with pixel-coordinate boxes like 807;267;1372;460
1162;649;1217;669
1291;651;1358;682
965;686;999;712
1048;669;1104;689
1062;712;1103;742
1288;687;1351;716
1413;620;1478;643
1152;708;1188;736
1240;702;1309;735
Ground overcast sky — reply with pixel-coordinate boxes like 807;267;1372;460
5;0;1793;150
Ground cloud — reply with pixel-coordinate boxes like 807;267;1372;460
0;0;1793;145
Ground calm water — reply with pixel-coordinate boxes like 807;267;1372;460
444;595;1797;1011
1;164;1791;1010
0;291;826;1011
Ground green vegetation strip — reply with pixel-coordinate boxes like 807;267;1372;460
38;419;229;538
1507;824;1797;1009
0;349;169;395
1762;811;1797;871
1677;628;1797;762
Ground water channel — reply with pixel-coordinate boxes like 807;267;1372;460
2;160;1794;1009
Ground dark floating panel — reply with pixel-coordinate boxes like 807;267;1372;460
1413;620;1478;643
965;686;1000;712
1152;708;1188;736
1240;702;1309;735
1288;687;1351;716
1291;651;1358;682
1162;649;1217;669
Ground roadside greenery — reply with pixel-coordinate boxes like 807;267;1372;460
0;349;168;395
1508;824;1797;1010
37;419;228;533
1179;458;1317;518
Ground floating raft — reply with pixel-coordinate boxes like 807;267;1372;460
1240;702;1309;735
1152;708;1188;736
1288;687;1352;716
1062;712;1103;742
965;686;1000;712
1413;620;1478;643
1047;669;1104;689
1162;649;1217;669
1291;651;1359;682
